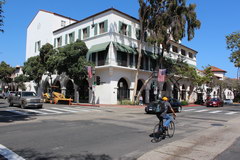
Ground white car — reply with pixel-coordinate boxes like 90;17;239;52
223;99;233;104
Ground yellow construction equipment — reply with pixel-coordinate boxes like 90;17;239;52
51;92;73;105
43;92;73;105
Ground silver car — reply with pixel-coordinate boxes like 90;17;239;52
8;91;43;109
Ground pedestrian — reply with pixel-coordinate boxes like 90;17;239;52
139;95;143;105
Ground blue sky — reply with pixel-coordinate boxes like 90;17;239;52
0;0;239;78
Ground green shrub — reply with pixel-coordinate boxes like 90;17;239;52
119;99;136;105
181;100;188;106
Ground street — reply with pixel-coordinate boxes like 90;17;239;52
0;99;240;160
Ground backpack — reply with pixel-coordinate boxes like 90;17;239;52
155;101;165;113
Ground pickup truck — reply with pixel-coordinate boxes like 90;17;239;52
8;91;43;109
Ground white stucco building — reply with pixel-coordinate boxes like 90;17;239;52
26;8;199;104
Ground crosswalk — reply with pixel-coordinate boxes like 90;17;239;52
183;108;238;115
5;107;102;116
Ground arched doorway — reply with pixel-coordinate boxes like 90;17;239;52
78;79;89;103
173;85;178;99
137;79;145;103
181;85;186;100
66;80;74;99
43;81;50;93
117;78;129;101
53;81;61;93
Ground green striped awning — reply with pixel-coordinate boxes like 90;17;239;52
86;42;111;60
142;50;159;60
113;42;137;55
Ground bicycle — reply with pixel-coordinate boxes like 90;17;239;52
152;116;175;142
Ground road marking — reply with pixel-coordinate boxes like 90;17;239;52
225;112;238;115
40;109;64;114
25;109;48;115
183;109;197;112
209;110;223;114
6;110;29;116
51;107;78;113
0;144;25;160
195;109;208;112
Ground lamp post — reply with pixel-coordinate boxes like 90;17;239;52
92;67;96;105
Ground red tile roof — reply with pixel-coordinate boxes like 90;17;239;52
210;66;226;72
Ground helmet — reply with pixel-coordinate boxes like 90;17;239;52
162;97;168;101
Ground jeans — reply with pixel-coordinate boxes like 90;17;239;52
163;114;173;128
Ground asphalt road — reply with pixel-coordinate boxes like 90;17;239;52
0;99;240;160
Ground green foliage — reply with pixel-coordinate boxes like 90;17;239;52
119;99;136;105
48;39;92;84
23;56;45;85
226;31;240;68
181;100;188;106
14;74;29;83
0;61;14;83
0;0;5;33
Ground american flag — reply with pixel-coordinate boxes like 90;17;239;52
158;69;166;82
87;66;92;79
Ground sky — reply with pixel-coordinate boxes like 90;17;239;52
0;0;239;78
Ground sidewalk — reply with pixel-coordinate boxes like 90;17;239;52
71;103;203;108
138;114;240;160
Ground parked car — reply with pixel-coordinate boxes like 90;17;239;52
145;98;182;114
3;91;16;99
223;99;233;105
206;98;224;107
8;91;43;109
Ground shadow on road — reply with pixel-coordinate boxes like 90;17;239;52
0;111;36;123
14;148;113;160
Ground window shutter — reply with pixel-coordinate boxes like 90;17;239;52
104;20;108;33
94;23;98;36
54;38;56;47
128;25;132;37
78;29;81;40
35;42;37;52
72;32;75;42
119;21;122;34
136;29;140;40
60;36;62;46
65;34;68;44
87;26;90;38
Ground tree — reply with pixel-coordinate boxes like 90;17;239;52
23;56;45;86
14;74;29;91
0;0;5;33
226;31;240;79
47;40;92;85
133;0;201;101
0;61;14;83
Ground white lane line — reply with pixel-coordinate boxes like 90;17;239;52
0;144;25;160
72;107;101;112
51;107;78;113
6;110;29;116
195;109;208;112
183;109;197;112
225;112;238;115
40;109;64;114
25;109;48;115
209;110;223;114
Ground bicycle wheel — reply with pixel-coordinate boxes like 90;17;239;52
153;123;163;142
167;121;175;138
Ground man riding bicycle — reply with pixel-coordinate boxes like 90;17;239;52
156;97;176;135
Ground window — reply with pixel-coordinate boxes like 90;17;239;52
136;29;140;40
117;51;128;67
61;20;66;27
99;22;104;34
129;54;134;67
172;45;178;53
119;23;127;35
83;27;90;39
181;49;186;56
57;37;62;47
69;32;75;43
35;41;41;52
98;50;107;66
189;52;193;58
